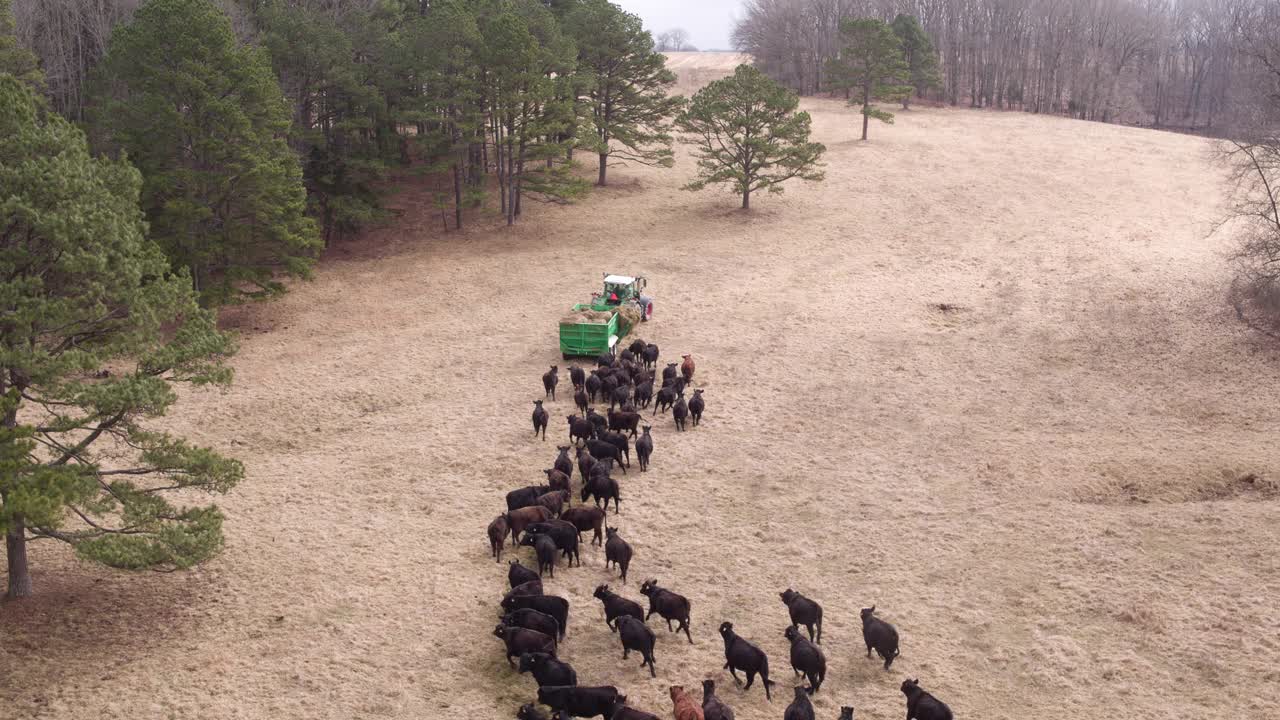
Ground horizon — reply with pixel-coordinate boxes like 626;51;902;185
615;0;743;51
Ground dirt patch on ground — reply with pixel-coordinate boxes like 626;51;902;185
4;54;1279;720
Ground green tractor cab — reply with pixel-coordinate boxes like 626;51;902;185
559;274;653;359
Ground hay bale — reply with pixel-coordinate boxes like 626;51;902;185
560;308;614;325
616;305;642;330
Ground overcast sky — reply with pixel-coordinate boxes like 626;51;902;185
614;0;744;51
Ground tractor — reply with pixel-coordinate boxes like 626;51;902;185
558;274;652;359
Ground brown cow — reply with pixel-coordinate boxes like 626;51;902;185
506;506;552;545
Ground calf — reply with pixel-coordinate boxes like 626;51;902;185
638;579;692;643
526;520;581;567
582;471;622;514
532;400;550;440
604;527;632;583
508;559;539;588
718;621;773;699
561;505;606;546
586;435;627;468
536;685;623;720
661;362;678;384
503;608;561;640
838;708;854;720
680;354;695;384
507;485;553;512
576;446;597;481
652;385;676;415
488;514;509;562
544;468;571;498
628;338;647;356
632;380;653;409
503;579;543;605
518;651;577;688
568;414;594;445
493;623;555;667
783;686;813;720
700;680;734;720
554;445;574;480
595;352;614;368
687;389;705;427
536;489;570;517
784;624;826;693
901;679;952;720
608;409;642;438
521;532;559;577
610;383;631;412
669;686;703;720
860;606;900;670
574;387;590;414
615;615;657;677
672;393;688;431
543;365;559;400
600;431;631;468
569;364;586;390
635;426;653;472
586;408;609;439
506;506;553;544
780;589;823;643
585;371;602;402
642;343;659;370
501;594;569;639
667;374;687;396
593;584;644;631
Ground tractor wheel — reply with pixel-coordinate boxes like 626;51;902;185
562;353;571;360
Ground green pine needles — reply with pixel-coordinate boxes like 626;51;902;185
0;75;241;599
677;65;826;209
90;0;319;305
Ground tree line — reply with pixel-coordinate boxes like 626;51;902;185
5;0;689;306
734;0;1280;134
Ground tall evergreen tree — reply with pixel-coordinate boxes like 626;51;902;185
825;18;912;141
891;14;941;110
0;75;241;600
479;0;584;225
247;1;389;247
92;0;319;305
565;0;683;186
0;0;41;91
676;64;825;209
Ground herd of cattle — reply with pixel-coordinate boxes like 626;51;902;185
485;338;955;719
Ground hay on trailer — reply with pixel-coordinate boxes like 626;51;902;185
560;308;614;324
616;305;642;331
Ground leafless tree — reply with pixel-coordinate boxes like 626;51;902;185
734;0;1280;133
654;28;697;52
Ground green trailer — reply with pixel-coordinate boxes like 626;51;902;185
558;274;652;359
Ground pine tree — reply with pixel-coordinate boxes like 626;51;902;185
565;0;684;186
676;64;825;209
479;0;585;225
408;0;487;230
0;75;241;600
891;14;941;110
92;0;319;305
825;18;912;141
0;0;41;91
248;1;389;246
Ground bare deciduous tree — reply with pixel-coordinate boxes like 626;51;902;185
654;28;697;52
734;0;1280;133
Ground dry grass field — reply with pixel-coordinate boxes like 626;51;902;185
3;53;1279;720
